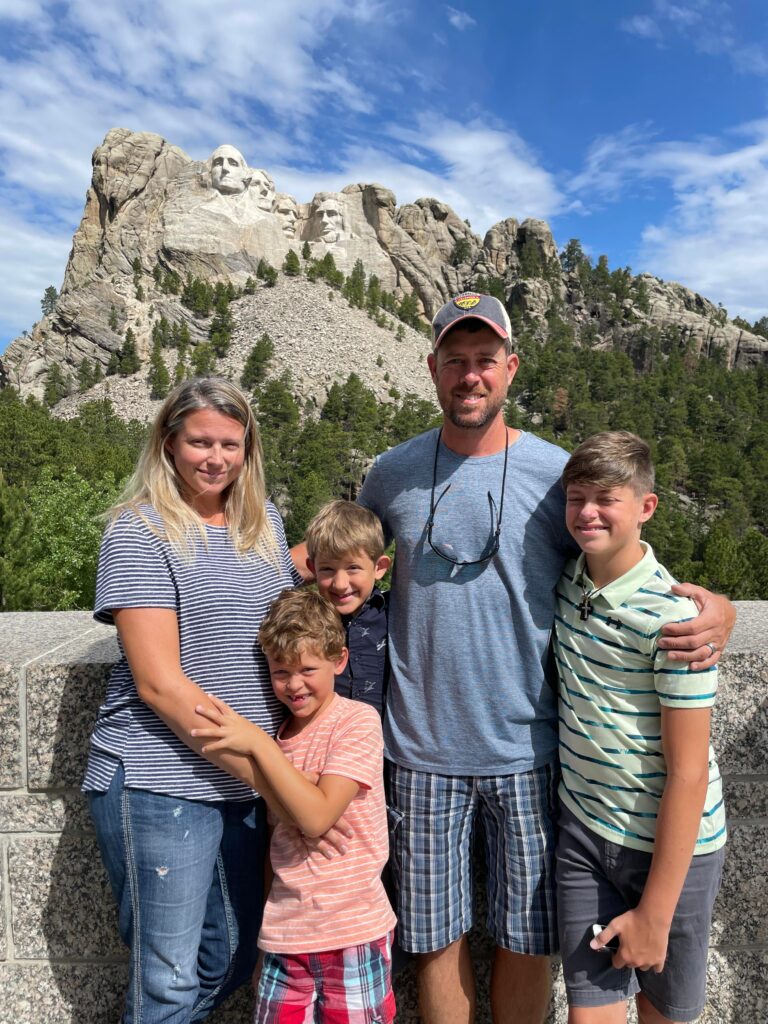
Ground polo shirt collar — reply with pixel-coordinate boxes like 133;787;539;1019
573;542;659;610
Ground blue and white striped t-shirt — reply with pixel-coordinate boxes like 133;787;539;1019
83;503;301;802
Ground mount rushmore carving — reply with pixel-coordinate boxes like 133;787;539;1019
4;127;767;397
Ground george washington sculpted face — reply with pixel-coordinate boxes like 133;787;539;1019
209;145;251;195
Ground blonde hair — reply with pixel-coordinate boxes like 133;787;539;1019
259;589;345;662
304;500;385;563
110;376;277;561
562;431;655;495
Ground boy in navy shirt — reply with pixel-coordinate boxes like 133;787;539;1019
303;500;391;716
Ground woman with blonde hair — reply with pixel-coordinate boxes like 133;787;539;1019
84;377;301;1023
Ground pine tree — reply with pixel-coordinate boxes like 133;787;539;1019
209;297;234;358
397;292;420;328
301;241;312;261
450;239;471;267
106;351;120;376
119;328;141;375
240;333;275;392
191;342;216;376
77;359;96;393
108;305;119;331
283;249;301;276
40;285;58;316
560;239;588;274
147;339;170;399
43;363;71;407
174;347;188;384
257;259;278;286
343;259;366;308
366;274;382;315
519;238;543;279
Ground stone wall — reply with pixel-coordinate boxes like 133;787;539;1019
0;607;765;1023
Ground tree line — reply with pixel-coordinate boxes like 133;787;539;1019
18;239;768;609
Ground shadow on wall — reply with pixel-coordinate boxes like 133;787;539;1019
37;643;127;1020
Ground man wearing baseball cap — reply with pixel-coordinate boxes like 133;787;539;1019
294;292;734;1024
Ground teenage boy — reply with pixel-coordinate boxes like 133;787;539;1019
304;499;391;716
192;588;396;1023
554;431;726;1024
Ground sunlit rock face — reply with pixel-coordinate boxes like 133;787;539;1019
4;127;767;398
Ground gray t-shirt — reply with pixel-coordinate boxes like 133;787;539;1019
359;429;574;775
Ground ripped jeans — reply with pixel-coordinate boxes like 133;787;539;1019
89;762;267;1023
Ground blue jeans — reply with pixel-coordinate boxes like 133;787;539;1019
89;762;267;1023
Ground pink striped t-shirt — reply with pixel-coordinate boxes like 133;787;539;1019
258;694;396;954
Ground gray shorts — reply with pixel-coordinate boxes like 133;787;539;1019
556;801;725;1021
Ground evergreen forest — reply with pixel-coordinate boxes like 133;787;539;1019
2;244;767;610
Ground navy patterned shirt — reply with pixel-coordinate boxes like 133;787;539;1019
335;587;389;717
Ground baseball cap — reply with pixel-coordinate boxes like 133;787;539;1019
432;292;512;351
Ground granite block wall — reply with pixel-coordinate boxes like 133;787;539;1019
0;606;765;1023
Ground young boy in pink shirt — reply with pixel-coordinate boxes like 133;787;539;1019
192;588;396;1023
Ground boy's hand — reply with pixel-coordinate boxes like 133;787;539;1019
300;818;354;859
658;586;735;669
191;693;260;756
591;909;668;973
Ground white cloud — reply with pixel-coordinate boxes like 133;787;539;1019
445;6;476;31
272;117;564;231
619;15;663;41
571;120;768;319
0;206;73;345
620;1;768;77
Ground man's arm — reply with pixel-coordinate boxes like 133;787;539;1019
290;542;314;582
593;705;711;972
657;586;735;669
193;695;361;837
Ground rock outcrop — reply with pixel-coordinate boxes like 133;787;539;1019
4;127;767;402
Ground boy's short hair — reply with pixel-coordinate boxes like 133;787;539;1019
562;431;655;495
259;589;345;663
304;500;385;563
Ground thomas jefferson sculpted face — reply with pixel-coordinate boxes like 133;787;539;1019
249;169;276;212
274;194;299;237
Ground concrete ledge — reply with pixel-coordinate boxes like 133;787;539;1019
0;604;766;1023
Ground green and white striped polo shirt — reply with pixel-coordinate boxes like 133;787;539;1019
554;542;726;855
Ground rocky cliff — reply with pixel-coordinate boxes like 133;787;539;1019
4;127;767;407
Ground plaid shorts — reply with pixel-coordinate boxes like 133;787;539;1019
387;761;559;955
254;933;395;1023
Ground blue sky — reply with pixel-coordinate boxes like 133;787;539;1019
2;0;768;353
